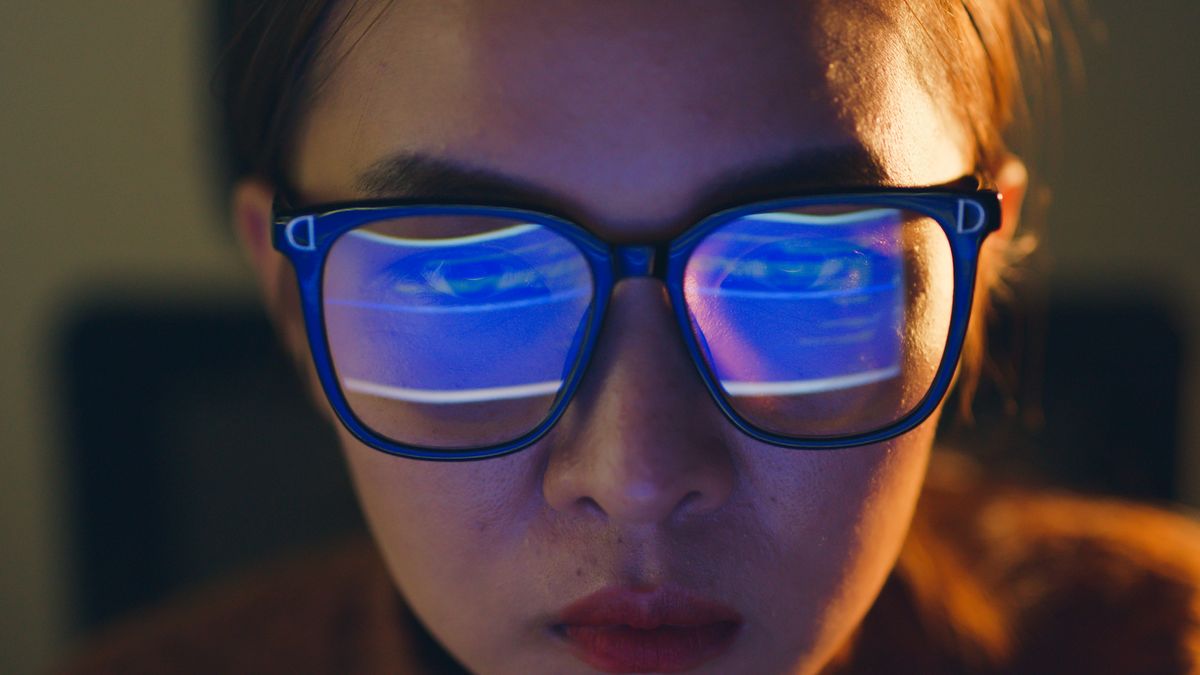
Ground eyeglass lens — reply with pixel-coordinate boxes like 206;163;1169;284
323;215;595;449
683;206;953;438
321;204;954;451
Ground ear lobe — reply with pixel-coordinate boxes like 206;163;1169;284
992;155;1028;241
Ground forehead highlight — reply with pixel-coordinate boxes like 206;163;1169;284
813;0;976;182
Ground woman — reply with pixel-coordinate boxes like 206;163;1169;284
63;1;1200;673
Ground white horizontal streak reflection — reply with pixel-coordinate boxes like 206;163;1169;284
343;377;562;404
348;223;540;247
722;365;901;396
326;286;590;314
742;208;899;226
688;282;898;300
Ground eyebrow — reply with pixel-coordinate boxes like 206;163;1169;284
353;146;888;216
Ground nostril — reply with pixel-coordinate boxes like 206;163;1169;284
575;496;605;517
679;490;704;512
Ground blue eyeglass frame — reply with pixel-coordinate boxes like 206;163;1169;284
272;179;1001;461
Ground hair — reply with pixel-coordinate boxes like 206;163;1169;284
215;0;1081;414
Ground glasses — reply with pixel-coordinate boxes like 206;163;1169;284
272;179;1000;460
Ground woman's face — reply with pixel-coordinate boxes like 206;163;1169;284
277;1;971;673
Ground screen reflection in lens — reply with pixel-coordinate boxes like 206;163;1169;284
323;215;594;450
683;205;954;437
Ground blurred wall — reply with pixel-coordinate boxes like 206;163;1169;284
1040;2;1200;505
0;2;1196;674
0;4;254;674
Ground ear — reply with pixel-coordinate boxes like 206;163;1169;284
977;154;1029;281
955;155;1030;413
992;154;1028;242
231;178;334;420
232;178;286;307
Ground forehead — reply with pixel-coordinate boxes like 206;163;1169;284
293;0;969;231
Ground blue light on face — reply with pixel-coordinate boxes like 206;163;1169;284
684;207;907;398
322;219;593;404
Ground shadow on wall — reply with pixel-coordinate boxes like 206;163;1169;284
57;297;364;636
939;286;1185;501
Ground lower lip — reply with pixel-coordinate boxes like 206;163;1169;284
559;621;741;673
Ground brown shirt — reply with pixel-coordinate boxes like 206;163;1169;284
59;455;1200;674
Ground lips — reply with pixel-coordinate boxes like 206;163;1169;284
554;586;742;673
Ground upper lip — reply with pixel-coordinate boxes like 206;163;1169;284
556;585;742;629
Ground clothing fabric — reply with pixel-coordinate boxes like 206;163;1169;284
58;454;1200;674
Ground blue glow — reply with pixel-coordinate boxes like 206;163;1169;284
685;208;905;398
324;220;592;399
323;208;909;411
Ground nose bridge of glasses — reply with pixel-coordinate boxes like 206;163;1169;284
613;244;669;280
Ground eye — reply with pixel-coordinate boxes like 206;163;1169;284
375;246;550;305
716;237;886;296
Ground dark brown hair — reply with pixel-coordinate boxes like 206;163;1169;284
216;0;340;189
216;0;1078;409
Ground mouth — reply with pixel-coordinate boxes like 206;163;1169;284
552;586;743;673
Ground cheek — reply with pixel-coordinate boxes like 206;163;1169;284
735;419;934;665
339;425;534;572
336;428;554;663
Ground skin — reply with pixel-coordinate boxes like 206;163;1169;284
234;1;1025;673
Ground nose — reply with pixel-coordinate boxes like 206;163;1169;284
541;278;736;525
